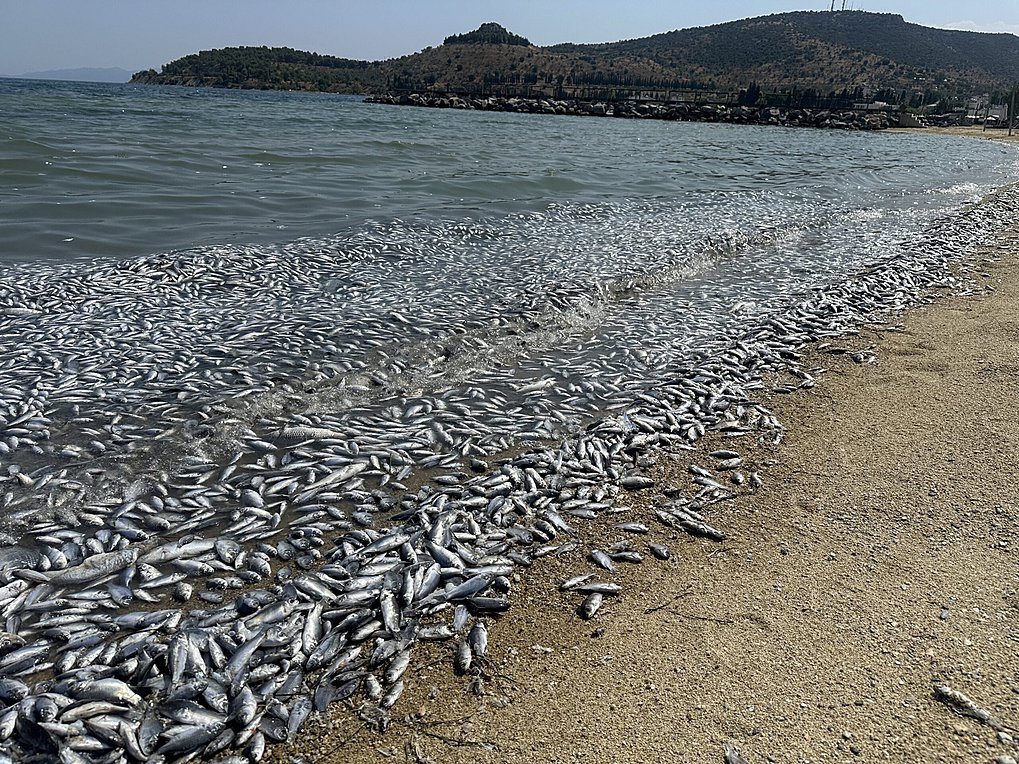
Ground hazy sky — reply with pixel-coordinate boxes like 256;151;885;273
2;0;1017;75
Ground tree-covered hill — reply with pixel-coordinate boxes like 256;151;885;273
443;22;530;47
557;12;1019;96
132;15;1019;102
131;46;380;91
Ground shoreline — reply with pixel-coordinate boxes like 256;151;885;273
271;202;1019;763
889;125;1019;144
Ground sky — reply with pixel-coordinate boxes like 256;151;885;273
1;0;1017;75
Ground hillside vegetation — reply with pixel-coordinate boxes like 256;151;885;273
131;13;1019;104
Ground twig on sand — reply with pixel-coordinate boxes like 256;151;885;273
932;684;1007;731
340;722;368;745
396;714;502;752
417;728;500;750
669;611;735;625
644;591;692;614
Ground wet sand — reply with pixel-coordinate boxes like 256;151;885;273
267;211;1019;764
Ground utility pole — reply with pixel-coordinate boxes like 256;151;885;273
1010;85;1016;137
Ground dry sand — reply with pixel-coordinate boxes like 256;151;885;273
890;124;1019;144
270;193;1019;764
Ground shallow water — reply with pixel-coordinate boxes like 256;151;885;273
1;80;1019;522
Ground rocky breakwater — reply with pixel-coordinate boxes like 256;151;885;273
364;93;895;131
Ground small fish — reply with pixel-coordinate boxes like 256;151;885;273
619;475;654;490
588;549;616;573
679;519;728;541
648;543;670;560
723;741;751;764
574;581;622;595
709;450;739;460
932;684;1003;729
578;593;603;620
48;549;137;585
559;573;596;592
467;622;488;660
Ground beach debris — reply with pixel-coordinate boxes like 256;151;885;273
723;741;752;764
933;684;1005;730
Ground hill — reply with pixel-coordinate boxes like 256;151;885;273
555;12;1019;95
131;14;1019;104
131;47;378;91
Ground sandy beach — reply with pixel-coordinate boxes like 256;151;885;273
268;186;1019;764
892;124;1019;144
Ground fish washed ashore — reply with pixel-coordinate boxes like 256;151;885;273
0;168;1016;764
309;205;1019;764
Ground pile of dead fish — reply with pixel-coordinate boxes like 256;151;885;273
0;185;1013;762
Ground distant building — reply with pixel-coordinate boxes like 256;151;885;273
853;100;897;112
967;95;1008;122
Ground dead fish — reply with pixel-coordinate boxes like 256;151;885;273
48;549;137;585
588;549;616;573
723;741;751;764
573;582;621;595
578;593;603;620
607;550;643;564
0;632;26;656
619;475;654;490
559;573;596;592
467;622;488;660
648;543;670;560
454;640;472;673
679;519;727;541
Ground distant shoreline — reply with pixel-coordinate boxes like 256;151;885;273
888;124;1019;143
3;67;132;83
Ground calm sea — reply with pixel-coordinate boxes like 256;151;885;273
2;78;1017;263
0;77;1017;522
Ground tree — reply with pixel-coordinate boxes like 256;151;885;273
738;81;761;106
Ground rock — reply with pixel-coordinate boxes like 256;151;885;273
363;93;893;133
